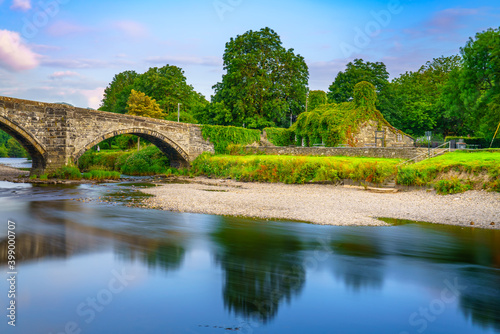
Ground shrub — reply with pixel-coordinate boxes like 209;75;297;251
82;170;121;180
50;166;82;180
120;145;169;175
433;178;472;195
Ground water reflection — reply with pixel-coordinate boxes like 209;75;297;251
0;183;499;333
330;230;385;291
0;196;187;273
459;267;500;332
212;218;306;322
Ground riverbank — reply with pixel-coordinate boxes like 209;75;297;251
0;163;29;181
141;177;500;229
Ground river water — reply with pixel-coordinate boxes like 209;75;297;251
0;159;499;334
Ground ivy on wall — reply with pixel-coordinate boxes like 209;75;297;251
200;125;261;154
283;81;407;147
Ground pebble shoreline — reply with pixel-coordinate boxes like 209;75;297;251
1;163;498;229
141;177;500;229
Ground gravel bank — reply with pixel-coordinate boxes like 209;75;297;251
141;177;500;229
0;163;29;181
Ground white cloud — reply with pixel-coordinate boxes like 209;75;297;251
146;55;222;67
80;87;105;109
41;57;109;69
112;20;148;38
10;0;31;11
0;29;39;71
50;71;79;79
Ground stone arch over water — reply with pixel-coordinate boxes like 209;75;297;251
74;128;190;168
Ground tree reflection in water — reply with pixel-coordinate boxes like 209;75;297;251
212;218;306;323
329;231;385;291
0;199;187;272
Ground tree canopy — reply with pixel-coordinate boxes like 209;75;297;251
445;28;500;138
95;26;500;142
383;55;461;136
99;65;207;123
327;59;389;103
126;89;165;119
210;27;309;129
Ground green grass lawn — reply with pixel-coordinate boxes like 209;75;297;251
397;150;500;193
192;151;500;194
414;150;500;170
192;154;401;184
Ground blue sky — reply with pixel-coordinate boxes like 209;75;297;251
0;0;498;109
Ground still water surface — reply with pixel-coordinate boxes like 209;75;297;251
0;163;499;333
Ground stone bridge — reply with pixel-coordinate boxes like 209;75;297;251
0;96;214;175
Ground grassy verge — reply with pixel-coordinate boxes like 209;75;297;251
82;170;121;180
397;151;500;194
191;154;400;184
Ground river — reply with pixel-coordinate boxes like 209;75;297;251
0;159;499;334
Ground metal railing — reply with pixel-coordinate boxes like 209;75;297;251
399;141;451;166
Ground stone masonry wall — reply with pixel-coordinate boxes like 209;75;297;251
244;146;419;160
354;120;414;147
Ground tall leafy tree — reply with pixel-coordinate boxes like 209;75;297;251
386;55;461;136
327;59;389;103
100;65;208;122
212;27;309;128
133;65;205;115
99;70;138;113
454;28;500;137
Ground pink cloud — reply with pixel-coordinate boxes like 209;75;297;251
10;0;31;11
0;29;39;71
41;57;109;69
404;7;483;39
428;8;479;31
112;20;148;38
46;21;91;37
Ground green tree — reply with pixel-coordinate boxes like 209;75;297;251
99;70;139;113
99;66;207;122
212;27;309;128
455;28;500;137
126;90;165;119
0;144;8;157
386;55;461;136
133;65;206;116
327;59;389;104
307;90;327;112
6;138;27;158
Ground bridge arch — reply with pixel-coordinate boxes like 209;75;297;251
74;128;190;168
0;116;47;175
